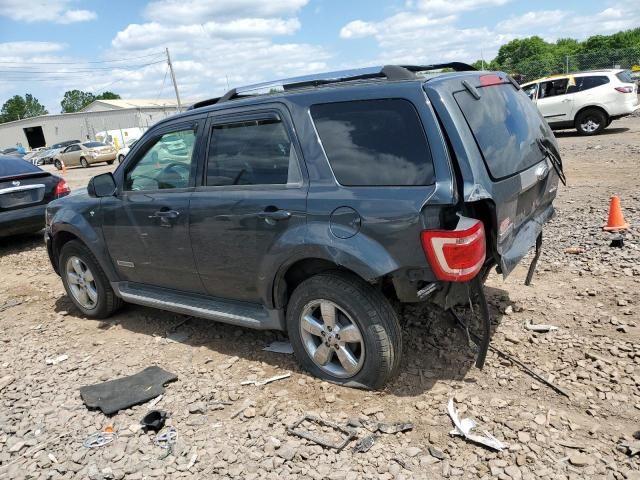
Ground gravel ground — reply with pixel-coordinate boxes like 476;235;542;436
1;117;639;480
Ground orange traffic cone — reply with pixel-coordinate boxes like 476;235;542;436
603;195;629;231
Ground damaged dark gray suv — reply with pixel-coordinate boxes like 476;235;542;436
45;64;563;389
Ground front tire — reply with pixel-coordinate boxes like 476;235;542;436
59;240;122;318
576;109;606;135
286;271;402;389
80;157;89;168
118;154;125;163
54;159;62;170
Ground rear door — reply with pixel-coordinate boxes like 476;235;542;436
425;74;561;275
189;105;308;303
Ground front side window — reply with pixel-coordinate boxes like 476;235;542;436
310;99;434;186
125;129;196;191
206;118;301;186
539;79;568;98
523;83;538;100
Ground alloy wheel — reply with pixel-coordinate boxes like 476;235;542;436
299;300;365;378
66;256;98;309
581;118;600;133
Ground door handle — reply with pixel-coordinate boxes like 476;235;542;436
149;210;180;219
561;99;571;102
257;209;291;223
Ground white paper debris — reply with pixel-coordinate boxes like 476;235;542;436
263;341;294;354
525;323;559;333
447;399;507;451
241;373;291;386
147;394;163;408
187;453;197;470
45;354;68;365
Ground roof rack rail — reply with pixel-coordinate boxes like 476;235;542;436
189;63;476;109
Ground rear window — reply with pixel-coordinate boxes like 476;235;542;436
455;83;549;179
310;99;434;186
0;157;41;177
616;70;634;83
83;142;106;148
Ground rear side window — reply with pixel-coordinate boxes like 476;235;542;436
455;83;549;179
310;99;434;186
577;76;609;91
616;70;634;83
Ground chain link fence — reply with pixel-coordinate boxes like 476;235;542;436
565;48;640;75
504;48;640;83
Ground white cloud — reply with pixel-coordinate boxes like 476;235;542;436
340;20;378;39
498;5;640;40
414;0;510;15
0;0;97;23
100;0;329;102
0;41;65;57
144;0;308;23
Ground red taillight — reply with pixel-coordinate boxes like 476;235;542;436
54;178;70;197
615;86;633;93
479;74;504;87
421;219;486;282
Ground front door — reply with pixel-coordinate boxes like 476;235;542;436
102;122;205;293
61;144;82;167
189;108;308;303
537;78;573;122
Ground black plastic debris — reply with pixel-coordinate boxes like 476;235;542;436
80;366;177;415
141;410;167;432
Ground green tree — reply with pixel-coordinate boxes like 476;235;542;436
96;91;121;100
60;90;96;113
1;94;48;123
60;90;121;112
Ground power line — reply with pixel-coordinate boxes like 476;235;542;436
155;66;169;102
0;60;166;75
0;52;165;65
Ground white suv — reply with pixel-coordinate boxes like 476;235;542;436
522;69;639;135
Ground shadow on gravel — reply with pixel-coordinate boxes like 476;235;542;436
53;284;510;395
0;231;44;256
554;127;629;138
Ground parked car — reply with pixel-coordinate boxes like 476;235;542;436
53;142;117;170
39;140;82;165
45;64;562;389
0;156;70;237
117;139;138;163
28;149;52;166
521;69;639;135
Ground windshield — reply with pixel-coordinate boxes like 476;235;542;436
455;82;553;179
0;157;42;177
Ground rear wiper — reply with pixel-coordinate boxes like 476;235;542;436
536;138;566;186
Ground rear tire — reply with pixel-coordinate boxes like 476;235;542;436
54;159;62;170
59;240;122;319
80;157;89;168
286;271;402;390
575;108;606;135
107;160;115;165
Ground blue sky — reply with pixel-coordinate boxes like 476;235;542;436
0;0;637;112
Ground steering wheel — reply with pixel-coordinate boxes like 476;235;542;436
162;162;190;181
130;174;160;191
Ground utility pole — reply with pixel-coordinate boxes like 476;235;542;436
166;47;182;112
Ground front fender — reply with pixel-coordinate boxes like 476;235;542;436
49;205;119;282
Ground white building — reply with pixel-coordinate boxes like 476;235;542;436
0;99;192;150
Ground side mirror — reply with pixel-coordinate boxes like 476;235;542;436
88;172;117;198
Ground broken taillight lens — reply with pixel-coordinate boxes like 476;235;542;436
54;178;70;198
614;86;633;93
421;219;486;282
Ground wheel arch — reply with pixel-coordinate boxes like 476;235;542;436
574;104;609;124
